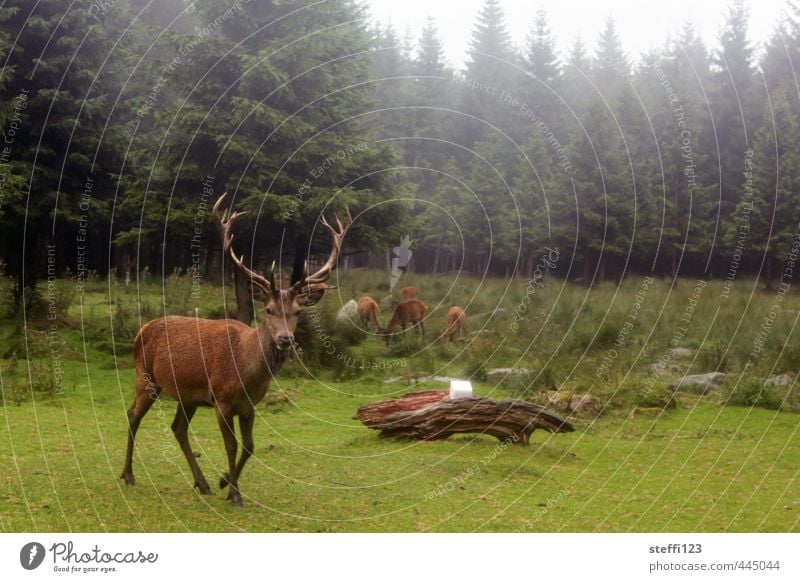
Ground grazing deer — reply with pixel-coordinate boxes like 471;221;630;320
121;193;351;506
357;296;381;333
399;286;418;301
445;306;466;342
382;299;428;342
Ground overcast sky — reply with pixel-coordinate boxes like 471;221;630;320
365;0;785;69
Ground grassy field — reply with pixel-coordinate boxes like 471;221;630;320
0;271;798;532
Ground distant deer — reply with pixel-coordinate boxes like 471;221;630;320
382;299;427;342
445;306;466;342
121;193;351;506
357;296;381;333
400;286;418;301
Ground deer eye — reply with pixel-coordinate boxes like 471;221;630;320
265;306;274;316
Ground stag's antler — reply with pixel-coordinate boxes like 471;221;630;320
213;192;274;295
290;206;353;294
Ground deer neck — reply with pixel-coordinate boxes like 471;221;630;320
246;323;290;375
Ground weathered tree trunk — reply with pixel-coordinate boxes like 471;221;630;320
354;391;574;445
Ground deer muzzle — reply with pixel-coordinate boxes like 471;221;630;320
276;334;294;350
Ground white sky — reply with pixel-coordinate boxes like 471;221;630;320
365;0;786;69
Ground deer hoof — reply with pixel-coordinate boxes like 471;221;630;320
227;492;243;507
219;473;230;490
194;480;212;495
121;473;136;487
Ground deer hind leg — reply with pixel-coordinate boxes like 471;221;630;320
171;403;211;495
220;409;254;493
215;405;243;506
121;378;160;486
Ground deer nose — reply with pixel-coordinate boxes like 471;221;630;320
276;334;294;347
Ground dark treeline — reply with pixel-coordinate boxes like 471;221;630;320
1;0;799;315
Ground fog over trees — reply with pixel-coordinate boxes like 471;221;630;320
1;0;799;311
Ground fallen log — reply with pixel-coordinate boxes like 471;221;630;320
354;390;574;444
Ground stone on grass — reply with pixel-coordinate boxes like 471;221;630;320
669;372;726;394
486;368;532;383
765;373;794;387
542;390;604;418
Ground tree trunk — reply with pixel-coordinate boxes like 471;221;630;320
672;179;681;288
233;269;254;324
671;246;679;289
765;253;774;291
583;250;593;287
525;253;535;279
291;233;309;286
354;390;574;445
432;239;441;275
11;227;41;312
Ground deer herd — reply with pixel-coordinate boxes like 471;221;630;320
121;193;466;505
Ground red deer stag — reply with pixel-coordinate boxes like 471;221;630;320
357;296;381;333
382;299;428;342
121;193;351;506
445;306;466;342
399;286;418;301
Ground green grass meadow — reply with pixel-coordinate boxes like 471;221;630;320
0;271;798;532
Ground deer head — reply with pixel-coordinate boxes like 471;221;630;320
213;192;352;351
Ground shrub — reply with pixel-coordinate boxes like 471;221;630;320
724;377;797;411
294;301;365;372
696;341;729;373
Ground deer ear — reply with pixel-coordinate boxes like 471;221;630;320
296;283;335;307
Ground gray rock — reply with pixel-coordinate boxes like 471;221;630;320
488;308;506;320
542;390;603;418
669;372;726;394
486;368;531;382
765;373;794;387
668;347;693;359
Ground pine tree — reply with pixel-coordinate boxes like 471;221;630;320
465;0;514;78
524;8;560;88
593;16;630;102
0;0;133;309
735;88;800;289
417;16;446;79
712;0;756;228
459;0;517;147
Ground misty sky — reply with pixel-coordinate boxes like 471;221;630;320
366;0;785;68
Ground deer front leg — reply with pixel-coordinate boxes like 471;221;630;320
220;409;254;492
121;381;159;486
216;405;242;506
171;404;211;495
